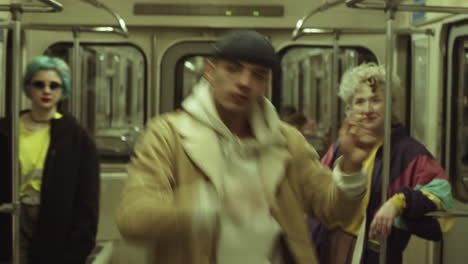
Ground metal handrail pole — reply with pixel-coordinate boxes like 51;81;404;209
345;0;365;6
11;8;22;264
395;28;434;36
0;203;15;213
80;0;128;37
71;30;81;122
294;28;335;39
152;34;159;116
20;0;63;13
100;5;128;36
20;6;60;13
290;0;468;40
23;24;127;37
380;7;396;264
0;5;12;11
295;27;433;39
36;0;63;11
331;32;340;143
0;1;62;12
292;0;346;40
85;26;128;37
426;211;468;217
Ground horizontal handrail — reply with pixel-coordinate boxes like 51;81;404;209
0;23;11;29
293;27;433;39
345;0;365;6
80;0;128;37
36;0;63;12
292;0;346;40
426;210;468;218
0;203;15;214
0;0;63;13
0;5;13;11
23;24;128;37
347;1;468;14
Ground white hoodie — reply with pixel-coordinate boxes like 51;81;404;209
182;79;286;264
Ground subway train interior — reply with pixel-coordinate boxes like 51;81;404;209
1;0;468;263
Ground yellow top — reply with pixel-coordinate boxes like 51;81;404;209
19;112;62;203
339;141;383;235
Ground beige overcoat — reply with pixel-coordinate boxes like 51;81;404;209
116;111;363;264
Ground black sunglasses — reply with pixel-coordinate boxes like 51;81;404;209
31;80;63;90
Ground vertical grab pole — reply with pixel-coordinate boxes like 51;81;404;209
380;6;396;264
11;8;22;264
71;30;81;122
152;34;158;116
331;32;340;142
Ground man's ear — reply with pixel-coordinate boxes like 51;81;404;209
204;60;216;83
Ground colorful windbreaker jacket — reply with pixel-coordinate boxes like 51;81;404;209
319;125;455;264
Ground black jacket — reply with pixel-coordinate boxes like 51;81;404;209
0;111;100;264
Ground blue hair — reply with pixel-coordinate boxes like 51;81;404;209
23;56;71;100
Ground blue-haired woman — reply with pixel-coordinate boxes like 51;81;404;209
0;56;100;264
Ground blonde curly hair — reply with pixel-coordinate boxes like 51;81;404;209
338;63;401;108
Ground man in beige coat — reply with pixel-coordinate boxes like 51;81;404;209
117;30;377;264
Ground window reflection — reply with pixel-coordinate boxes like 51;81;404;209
45;44;146;162
181;56;207;99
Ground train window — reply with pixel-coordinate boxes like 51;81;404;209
45;43;146;162
277;46;377;156
160;41;215;113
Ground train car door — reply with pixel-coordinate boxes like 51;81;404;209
443;19;468;264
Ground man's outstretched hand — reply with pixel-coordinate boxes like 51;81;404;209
338;111;379;174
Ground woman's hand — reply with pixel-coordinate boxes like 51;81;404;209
369;198;399;241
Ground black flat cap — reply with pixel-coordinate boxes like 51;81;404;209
213;30;279;71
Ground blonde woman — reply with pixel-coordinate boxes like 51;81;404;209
313;63;454;264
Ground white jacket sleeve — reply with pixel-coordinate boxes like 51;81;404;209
332;157;367;198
